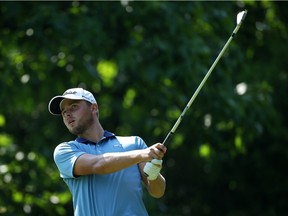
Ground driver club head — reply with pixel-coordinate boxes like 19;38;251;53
237;10;248;25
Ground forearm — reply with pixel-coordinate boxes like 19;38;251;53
96;151;144;174
139;162;166;198
146;174;166;198
73;142;166;176
74;150;145;176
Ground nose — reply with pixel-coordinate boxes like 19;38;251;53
63;110;71;118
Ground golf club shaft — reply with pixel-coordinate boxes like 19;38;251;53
162;11;247;146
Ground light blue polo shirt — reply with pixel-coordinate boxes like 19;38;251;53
53;131;149;216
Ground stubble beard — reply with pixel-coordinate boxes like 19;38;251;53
69;113;94;136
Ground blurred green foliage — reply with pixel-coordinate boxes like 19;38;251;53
0;1;287;215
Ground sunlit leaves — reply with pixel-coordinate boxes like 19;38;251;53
234;134;245;154
13;191;23;203
199;143;211;158
169;133;184;149
0;133;12;147
123;88;136;108
8;49;24;65
166;107;181;120
0;114;5;126
97;60;118;87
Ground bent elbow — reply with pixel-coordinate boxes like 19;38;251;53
151;192;165;199
149;186;166;198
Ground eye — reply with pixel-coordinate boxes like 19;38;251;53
71;104;78;110
61;109;66;115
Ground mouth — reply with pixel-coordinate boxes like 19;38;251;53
67;119;75;126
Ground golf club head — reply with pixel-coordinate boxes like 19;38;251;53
237;10;248;25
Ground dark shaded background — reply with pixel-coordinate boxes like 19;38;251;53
0;1;287;215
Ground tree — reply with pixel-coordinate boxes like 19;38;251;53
0;1;287;215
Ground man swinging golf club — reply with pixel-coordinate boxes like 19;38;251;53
48;9;247;216
48;88;167;216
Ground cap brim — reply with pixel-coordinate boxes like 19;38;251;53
48;95;84;115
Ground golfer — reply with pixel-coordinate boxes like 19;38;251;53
48;87;167;216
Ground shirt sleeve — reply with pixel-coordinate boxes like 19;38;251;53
53;142;86;179
135;136;148;150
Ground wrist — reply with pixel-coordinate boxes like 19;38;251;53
148;174;159;181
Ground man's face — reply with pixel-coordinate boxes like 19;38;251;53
60;99;94;135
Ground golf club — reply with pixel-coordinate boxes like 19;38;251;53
162;10;247;146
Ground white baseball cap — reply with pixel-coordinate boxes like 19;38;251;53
48;88;97;115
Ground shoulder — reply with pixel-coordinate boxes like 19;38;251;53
115;135;147;149
53;141;83;157
104;130;145;145
53;141;86;164
54;141;77;152
115;135;141;142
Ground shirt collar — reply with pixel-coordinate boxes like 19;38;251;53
75;130;115;144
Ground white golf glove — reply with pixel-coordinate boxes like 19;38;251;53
143;159;163;181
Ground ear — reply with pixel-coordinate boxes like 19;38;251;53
91;104;99;117
90;104;98;112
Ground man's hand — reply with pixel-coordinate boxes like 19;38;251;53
144;159;163;181
143;143;166;161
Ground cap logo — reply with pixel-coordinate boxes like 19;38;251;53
63;90;79;95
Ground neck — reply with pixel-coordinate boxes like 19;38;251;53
78;120;104;143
